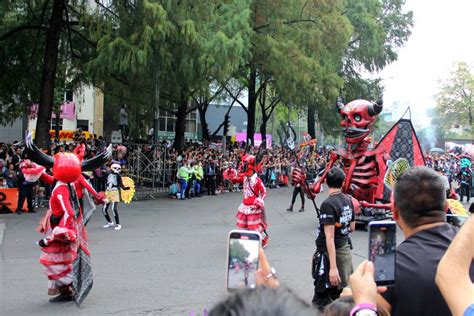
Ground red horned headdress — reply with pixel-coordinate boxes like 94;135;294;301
25;133;112;183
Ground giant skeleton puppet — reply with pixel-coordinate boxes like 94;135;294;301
291;97;391;221
311;97;388;202
231;154;269;247
25;134;111;305
293;97;425;222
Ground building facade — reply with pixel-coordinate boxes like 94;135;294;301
27;85;104;139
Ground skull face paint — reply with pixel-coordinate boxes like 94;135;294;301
111;163;121;174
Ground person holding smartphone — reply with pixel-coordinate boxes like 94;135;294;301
379;166;474;316
312;167;355;310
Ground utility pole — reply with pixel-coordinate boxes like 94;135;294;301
153;62;160;145
223;114;230;157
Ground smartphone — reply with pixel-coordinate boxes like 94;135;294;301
368;221;396;286
226;230;261;292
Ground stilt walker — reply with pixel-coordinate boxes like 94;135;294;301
231;154;269;247
102;162;131;231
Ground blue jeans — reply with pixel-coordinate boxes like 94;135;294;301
179;179;188;199
195;180;201;195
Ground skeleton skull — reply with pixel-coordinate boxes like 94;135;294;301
337;99;383;144
111;163;121;174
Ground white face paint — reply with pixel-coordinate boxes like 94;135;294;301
287;137;295;150
111;164;121;173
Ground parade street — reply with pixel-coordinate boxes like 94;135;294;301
0;188;469;315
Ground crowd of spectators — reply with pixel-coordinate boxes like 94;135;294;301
425;152;473;202
1;135;472;210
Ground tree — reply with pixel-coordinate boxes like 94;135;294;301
229;240;250;263
223;0;352;146
193;83;226;142
309;0;413;140
435;62;473;137
88;0;252;150
0;0;98;147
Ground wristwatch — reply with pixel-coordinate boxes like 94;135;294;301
350;303;378;316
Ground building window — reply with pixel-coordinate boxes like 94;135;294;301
167;117;175;132
159;117;166;131
65;90;74;102
77;119;89;131
157;108;197;135
51;119;63;130
185;110;197;133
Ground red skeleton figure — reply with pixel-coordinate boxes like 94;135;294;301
311;97;389;205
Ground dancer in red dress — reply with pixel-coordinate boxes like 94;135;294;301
232;154;269;247
25;134;111;305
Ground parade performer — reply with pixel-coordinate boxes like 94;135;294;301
102;162;131;231
41;144;104;225
286;133;317;213
231;154;269;247
16;160;45;214
25;134;111;306
286;167;305;212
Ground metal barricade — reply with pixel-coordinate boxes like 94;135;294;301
124;144;177;200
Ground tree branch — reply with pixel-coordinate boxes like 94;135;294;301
185;103;200;114
29;0;50;62
64;4;75;60
0;25;47;41
69;28;97;47
254;18;318;32
94;0;120;19
223;85;247;112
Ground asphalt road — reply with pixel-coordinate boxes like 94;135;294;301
0;187;471;315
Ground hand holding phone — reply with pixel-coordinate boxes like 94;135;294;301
226;230;261;292
368;221;396;286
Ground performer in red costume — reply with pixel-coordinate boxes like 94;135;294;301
37;153;82;302
231;154;269;247
25;134;111;305
41;144;103;225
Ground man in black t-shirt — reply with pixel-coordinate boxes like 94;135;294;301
379;166;474;316
312;167;355;310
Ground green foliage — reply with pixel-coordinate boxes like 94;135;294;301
314;0;412;137
0;1;48;123
343;0;413;73
86;1;252;144
229;240;250;263
435;61;473;138
0;0;412;146
0;0;98;125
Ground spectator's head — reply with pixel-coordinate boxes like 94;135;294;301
208;286;317;316
8;163;14;170
326;167;345;189
324;296;354;316
393;166;446;229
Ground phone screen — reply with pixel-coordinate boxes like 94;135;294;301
227;230;260;292
368;221;396;285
